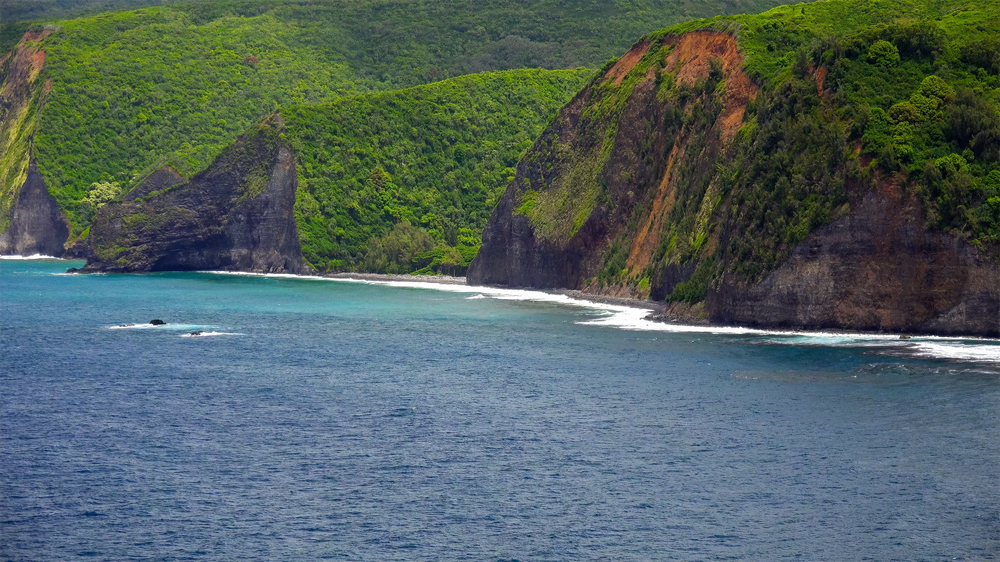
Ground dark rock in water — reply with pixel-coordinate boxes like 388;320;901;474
150;319;166;325
65;267;82;274
125;166;185;201
900;335;912;340
81;115;305;274
0;158;70;257
189;330;203;336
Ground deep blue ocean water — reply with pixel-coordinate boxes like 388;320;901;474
2;258;998;561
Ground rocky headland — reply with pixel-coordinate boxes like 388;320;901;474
80;116;305;274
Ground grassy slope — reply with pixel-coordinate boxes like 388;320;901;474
520;0;998;299
3;0;805;237
285;68;592;273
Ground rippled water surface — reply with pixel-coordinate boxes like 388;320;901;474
2;259;998;560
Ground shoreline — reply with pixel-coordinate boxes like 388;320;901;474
321;272;999;341
31;261;1000;341
325;272;668;314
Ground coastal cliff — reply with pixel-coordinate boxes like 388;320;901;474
0;27;70;256
82;116;305;273
0;158;70;256
470;10;1000;337
710;190;1000;336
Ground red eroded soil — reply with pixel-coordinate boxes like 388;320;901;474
626;143;683;269
664;31;757;142
815;66;828;97
604;42;651;86
624;31;757;272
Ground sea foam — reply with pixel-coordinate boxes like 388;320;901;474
204;271;1000;364
180;331;241;338
0;254;64;260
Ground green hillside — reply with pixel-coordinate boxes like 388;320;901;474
285;68;592;273
492;0;998;302
698;0;1000;284
1;0;807;239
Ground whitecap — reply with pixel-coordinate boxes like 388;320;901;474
466;294;488;299
1;254;65;260
908;341;1000;363
180;331;241;338
108;323;216;331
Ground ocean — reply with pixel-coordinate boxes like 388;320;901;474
2;258;998;560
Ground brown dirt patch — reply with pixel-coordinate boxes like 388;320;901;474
815;66;827;97
28;50;46;80
663;31;757;143
605;42;650;86
626;142;685;269
622;31;759;272
19;29;52;46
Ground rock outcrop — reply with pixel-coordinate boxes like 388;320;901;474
82;116;306;273
124;166;184;201
0;157;70;256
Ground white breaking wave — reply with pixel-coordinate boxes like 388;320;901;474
203;271;1000;364
575;306;766;335
181;331;241;338
908;341;1000;363
1;254;65;260
108;323;215;331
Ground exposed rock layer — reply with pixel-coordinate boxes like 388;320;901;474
125;166;184;201
0;158;70;256
710;191;1000;337
83;118;305;273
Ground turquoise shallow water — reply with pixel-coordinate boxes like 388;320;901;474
2;259;998;560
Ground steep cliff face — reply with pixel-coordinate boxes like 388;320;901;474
82;116;305;273
710;189;1000;336
469;24;1000;337
0;158;70;256
470;31;756;291
0;28;70;256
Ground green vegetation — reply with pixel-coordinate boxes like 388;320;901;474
545;0;1000;300
720;0;1000;281
2;0;807;240
284;68;590;273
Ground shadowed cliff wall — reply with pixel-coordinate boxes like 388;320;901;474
83;117;305;273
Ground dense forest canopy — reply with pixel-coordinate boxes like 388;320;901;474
1;0;807;240
285;69;593;273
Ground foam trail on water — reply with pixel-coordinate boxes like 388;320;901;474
108;323;216;331
576;306;767;335
1;254;64;260
181;331;241;338
205;271;1000;364
908;341;1000;363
